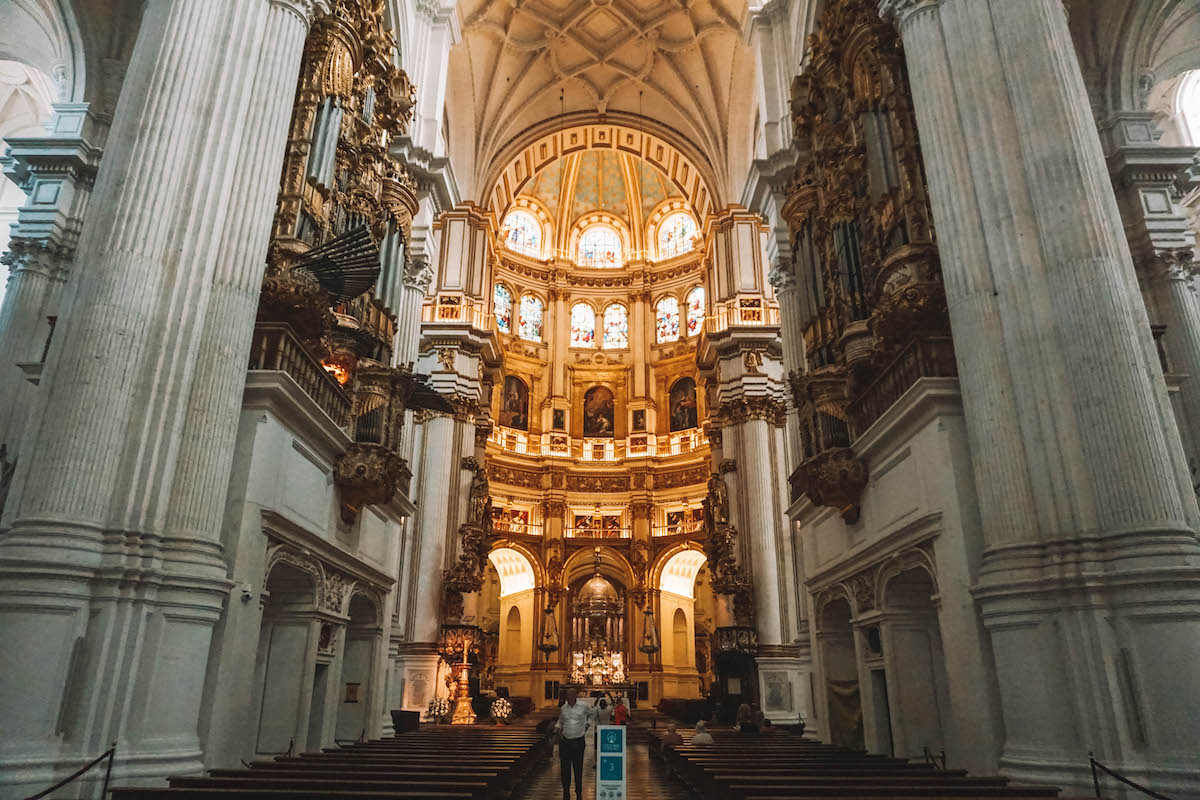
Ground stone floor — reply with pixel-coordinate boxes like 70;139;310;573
517;731;689;800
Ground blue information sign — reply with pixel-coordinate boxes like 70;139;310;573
595;725;626;800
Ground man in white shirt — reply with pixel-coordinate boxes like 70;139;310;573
554;688;592;800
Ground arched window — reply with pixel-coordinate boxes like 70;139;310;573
686;286;705;336
519;294;543;341
493;284;513;334
656;296;680;343
657;211;697;259
602;304;628;349
570;303;596;347
577;224;623;268
501;209;543;258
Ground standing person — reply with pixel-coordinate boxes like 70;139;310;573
613;695;629;725
590;698;612;766
554;688;591;800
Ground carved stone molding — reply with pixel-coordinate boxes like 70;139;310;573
792;447;869;523
334;443;411;523
461;456;481;472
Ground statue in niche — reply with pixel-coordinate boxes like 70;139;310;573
669;377;698;432
499;375;529;431
707;473;729;524
468;468;490;524
583;385;615;437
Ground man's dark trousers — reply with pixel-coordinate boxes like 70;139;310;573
559;735;585;797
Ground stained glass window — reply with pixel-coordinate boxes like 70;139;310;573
577;224;623;268
603;304;628;349
686;286;705;337
657;212;697;259
656;296;680;343
501;209;543;258
494;284;513;334
519;294;543;341
571;303;596;347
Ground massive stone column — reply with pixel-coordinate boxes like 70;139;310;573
165;0;326;582
700;205;809;725
0;1;320;794
881;0;1200;793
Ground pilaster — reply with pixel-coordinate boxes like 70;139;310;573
0;103;105;464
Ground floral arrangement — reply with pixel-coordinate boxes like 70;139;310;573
491;697;513;724
428;697;451;721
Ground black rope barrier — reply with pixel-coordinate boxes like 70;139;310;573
23;741;116;800
1089;752;1176;800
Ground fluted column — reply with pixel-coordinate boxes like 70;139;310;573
394;257;432;366
409;412;457;643
882;0;1200;792
165;0;325;566
1152;255;1200;451
0;1;302;793
729;418;784;646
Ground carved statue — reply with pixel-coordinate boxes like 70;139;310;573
707;472;729;524
467;468;490;524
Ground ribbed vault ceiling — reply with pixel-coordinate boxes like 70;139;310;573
449;0;756;201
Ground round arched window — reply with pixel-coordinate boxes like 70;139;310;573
501;209;543;258
656;296;680;343
657;212;697;260
519;294;543;341
685;286;705;337
577;224;623;268
603;304;629;349
493;284;513;333
571;303;596;347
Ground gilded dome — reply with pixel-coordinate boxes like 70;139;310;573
579;573;619;605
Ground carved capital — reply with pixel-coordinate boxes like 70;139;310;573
269;0;333;24
878;0;943;28
630;500;654;521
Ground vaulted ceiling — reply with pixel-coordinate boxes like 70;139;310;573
447;0;757;204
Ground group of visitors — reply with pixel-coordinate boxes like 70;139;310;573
552;689;631;800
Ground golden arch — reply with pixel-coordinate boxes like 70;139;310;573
485;121;719;226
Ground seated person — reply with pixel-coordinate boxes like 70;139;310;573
660;723;684;749
691;720;714;746
760;718;777;735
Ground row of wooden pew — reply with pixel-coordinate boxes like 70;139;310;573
110;726;551;800
650;728;1062;800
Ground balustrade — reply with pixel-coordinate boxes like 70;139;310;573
488;426;706;461
248;322;351;427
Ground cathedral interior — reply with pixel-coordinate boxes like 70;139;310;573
0;0;1199;798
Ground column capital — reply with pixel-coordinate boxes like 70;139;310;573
767;256;796;292
878;0;943;27
269;0;331;24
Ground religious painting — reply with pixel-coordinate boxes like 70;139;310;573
632;409;646;432
583;385;615;437
553;408;566;430
669;377;698;432
499;376;529;431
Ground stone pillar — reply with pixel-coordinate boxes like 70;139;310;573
394;257;433;367
409;412;457;644
0;0;293;794
549;285;568;398
630;289;650;401
0;104;105;465
165;0;325;567
881;0;1200;792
